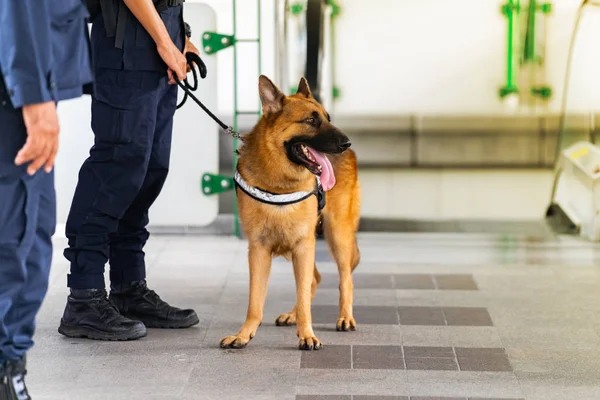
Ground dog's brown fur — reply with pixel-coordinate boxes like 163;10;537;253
219;75;360;350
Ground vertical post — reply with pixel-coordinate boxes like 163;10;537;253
499;0;519;98
231;0;262;238
524;0;537;63
507;0;515;88
257;0;262;79
232;0;240;238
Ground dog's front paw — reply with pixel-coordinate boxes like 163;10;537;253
220;334;253;349
275;310;297;326
336;315;356;332
298;335;323;351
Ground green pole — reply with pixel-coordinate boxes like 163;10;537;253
506;0;518;90
499;0;519;97
524;0;537;63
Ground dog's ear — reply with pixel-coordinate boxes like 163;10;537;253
296;77;312;98
259;75;285;114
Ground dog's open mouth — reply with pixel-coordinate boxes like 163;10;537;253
293;143;336;191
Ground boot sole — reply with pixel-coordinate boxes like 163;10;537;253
125;313;200;329
57;321;147;341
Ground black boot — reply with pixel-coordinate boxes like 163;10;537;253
58;289;147;341
109;280;199;329
1;357;31;400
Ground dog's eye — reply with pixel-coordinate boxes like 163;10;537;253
305;118;318;126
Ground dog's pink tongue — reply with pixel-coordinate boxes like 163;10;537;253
307;148;336;191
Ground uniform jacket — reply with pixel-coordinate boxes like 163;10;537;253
0;0;94;109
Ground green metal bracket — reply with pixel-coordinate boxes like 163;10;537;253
538;2;552;13
531;85;552;99
289;86;298;95
332;86;341;99
500;1;520;17
201;173;234;195
499;86;519;98
289;2;305;15
328;0;341;19
202;32;236;55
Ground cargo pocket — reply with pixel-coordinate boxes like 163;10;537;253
91;99;134;145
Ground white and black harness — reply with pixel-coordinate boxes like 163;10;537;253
233;170;326;215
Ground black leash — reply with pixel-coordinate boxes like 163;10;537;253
174;52;240;139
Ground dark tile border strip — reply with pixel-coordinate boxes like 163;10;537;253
318;273;478;291
311;306;493;327
296;396;524;400
301;345;512;372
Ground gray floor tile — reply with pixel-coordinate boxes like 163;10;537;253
301;345;352;369
320;273;394;290
410;397;466;400
398;307;445;326
468;398;524;400
353;345;404;370
455;348;512;372
405;371;523;399
297;369;408;395
312;325;403;346
405;357;459;371
401;326;503;348
312;306;399;325
354;396;407;400
403;347;454;358
394;275;436;290
434;275;478;291
442;307;493;327
296;396;352;400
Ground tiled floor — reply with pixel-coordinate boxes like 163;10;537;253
26;232;600;399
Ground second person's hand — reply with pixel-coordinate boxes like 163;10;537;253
15;101;60;175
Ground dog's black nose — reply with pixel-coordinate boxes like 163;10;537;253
339;140;351;151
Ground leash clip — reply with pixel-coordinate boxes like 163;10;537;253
225;126;241;139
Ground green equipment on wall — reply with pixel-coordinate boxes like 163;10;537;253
499;0;520;98
499;0;552;100
200;0;263;238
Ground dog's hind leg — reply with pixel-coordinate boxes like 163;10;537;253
323;217;359;331
220;243;272;349
275;265;321;326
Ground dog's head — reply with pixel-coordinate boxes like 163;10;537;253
254;75;351;190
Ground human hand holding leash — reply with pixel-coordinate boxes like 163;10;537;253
157;40;187;84
15;101;60;175
121;0;187;84
183;37;200;72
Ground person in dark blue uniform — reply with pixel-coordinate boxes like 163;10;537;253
0;0;94;397
58;0;201;341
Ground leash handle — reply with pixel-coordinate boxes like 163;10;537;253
174;52;240;139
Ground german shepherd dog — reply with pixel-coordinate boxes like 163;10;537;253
219;75;361;351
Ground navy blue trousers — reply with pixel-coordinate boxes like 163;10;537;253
0;86;55;364
64;68;178;289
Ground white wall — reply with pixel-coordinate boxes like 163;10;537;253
359;169;554;220
197;0;600;116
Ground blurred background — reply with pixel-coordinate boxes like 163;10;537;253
53;0;600;239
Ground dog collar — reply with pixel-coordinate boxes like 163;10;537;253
233;169;326;215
